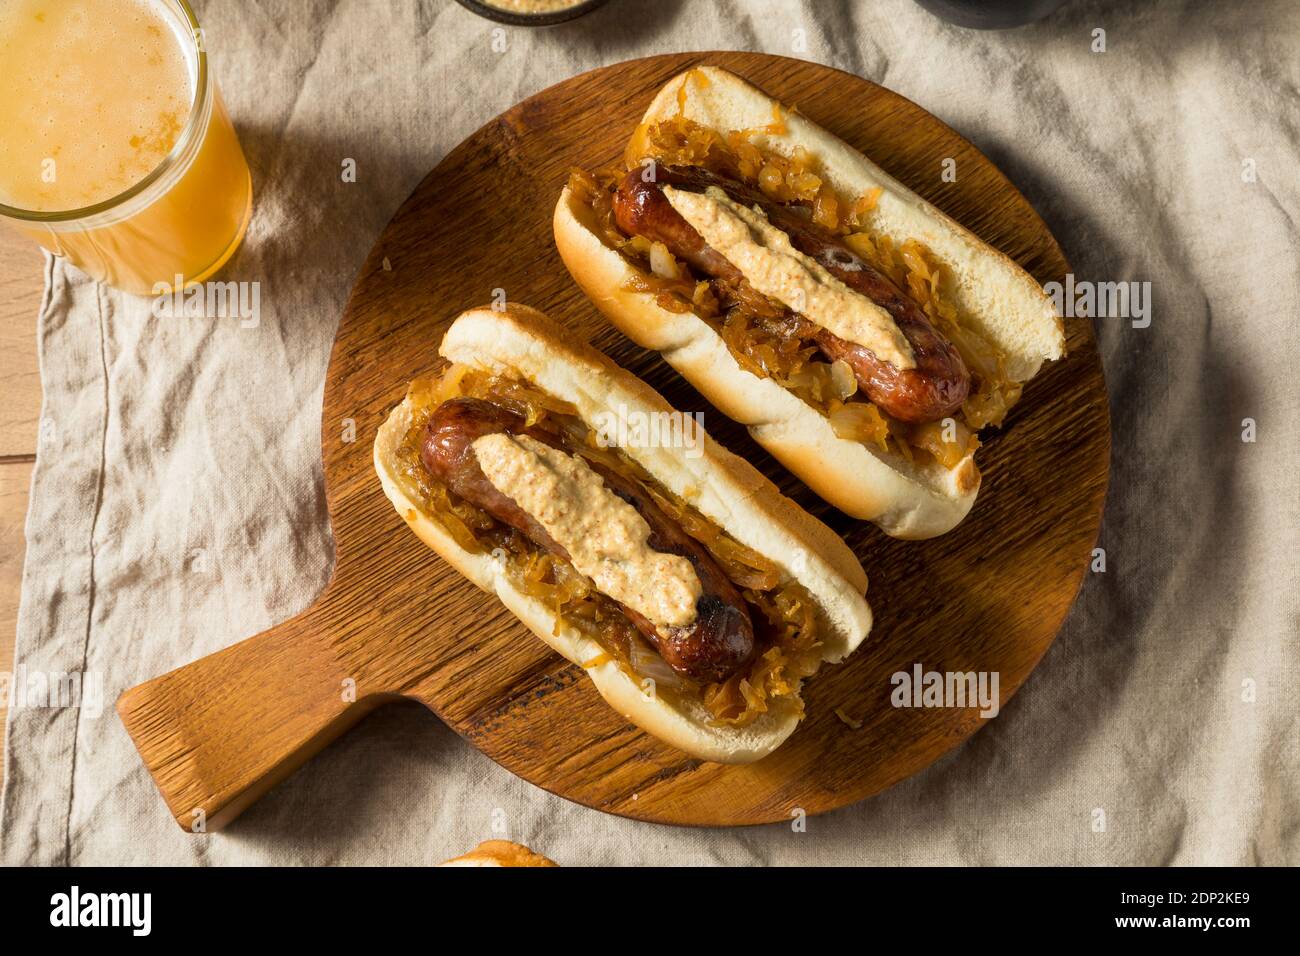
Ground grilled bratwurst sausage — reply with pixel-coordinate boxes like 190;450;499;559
421;397;755;684
613;162;970;424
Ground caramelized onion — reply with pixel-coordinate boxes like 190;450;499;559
395;364;822;727
829;402;890;450
648;241;680;279
621;117;1028;446
829;359;857;400
909;417;979;470
627;633;689;694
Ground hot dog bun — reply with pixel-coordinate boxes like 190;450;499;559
438;840;558;867
553;66;1065;538
374;304;871;764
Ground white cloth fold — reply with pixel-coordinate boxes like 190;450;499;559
3;0;1297;865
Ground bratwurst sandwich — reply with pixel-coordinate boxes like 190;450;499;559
554;66;1065;538
374;305;871;763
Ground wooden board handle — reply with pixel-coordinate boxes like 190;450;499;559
117;606;390;831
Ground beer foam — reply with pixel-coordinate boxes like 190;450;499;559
0;0;196;211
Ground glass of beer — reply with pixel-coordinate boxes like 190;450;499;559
0;0;253;296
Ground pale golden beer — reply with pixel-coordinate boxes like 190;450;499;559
0;0;252;295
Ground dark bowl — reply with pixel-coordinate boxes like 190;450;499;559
912;0;1070;30
454;0;611;27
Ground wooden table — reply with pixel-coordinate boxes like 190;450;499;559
0;229;45;789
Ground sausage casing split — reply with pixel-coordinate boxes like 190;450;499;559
421;396;755;684
612;162;971;424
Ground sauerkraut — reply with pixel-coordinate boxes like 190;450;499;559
570;112;1025;467
396;366;825;726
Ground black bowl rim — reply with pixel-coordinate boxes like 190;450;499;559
453;0;611;27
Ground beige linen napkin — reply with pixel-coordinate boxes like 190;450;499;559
2;0;1297;865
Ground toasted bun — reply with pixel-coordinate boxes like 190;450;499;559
554;66;1064;539
375;304;872;764
438;840;558;867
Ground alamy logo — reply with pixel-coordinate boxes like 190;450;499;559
890;663;1000;718
1043;273;1151;328
151;276;261;328
49;886;151;936
0;666;103;718
591;405;705;458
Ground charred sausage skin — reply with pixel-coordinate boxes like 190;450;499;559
421;397;755;684
612;162;970;424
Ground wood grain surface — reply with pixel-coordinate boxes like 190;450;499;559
0;228;45;792
0;231;44;459
119;52;1110;830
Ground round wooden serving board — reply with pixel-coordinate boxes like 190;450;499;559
118;52;1110;830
